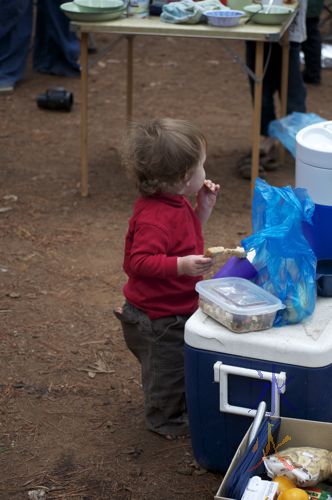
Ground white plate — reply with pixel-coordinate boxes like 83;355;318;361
61;2;125;21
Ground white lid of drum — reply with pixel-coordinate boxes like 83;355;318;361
296;121;332;169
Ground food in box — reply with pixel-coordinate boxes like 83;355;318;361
195;277;285;333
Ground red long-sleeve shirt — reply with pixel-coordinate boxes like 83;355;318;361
123;193;204;319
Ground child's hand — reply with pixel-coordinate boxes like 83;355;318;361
177;255;214;276
195;180;220;224
197;180;220;209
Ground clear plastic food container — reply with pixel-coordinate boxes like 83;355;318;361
196;277;285;333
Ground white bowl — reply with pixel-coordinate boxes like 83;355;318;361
204;9;245;27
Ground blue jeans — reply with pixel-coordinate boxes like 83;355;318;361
0;0;80;86
245;41;307;136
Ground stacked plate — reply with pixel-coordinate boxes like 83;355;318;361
243;4;293;24
61;0;127;22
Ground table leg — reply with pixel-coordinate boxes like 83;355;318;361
127;35;134;123
279;31;289;165
251;41;264;200
80;32;89;197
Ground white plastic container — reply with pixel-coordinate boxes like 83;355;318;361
195;277;284;333
296;120;332;206
296;120;332;260
127;0;149;16
240;476;278;500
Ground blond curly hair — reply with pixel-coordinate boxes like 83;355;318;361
122;118;206;196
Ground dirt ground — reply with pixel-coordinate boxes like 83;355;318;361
1;29;332;500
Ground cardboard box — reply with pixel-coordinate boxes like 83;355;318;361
215;417;332;500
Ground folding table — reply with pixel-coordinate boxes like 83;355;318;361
72;11;298;197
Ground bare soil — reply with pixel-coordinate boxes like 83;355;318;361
1;32;332;500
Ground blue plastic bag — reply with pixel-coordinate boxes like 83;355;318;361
268;112;326;158
242;179;317;326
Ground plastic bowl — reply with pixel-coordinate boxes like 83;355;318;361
243;4;293;24
204;9;245;27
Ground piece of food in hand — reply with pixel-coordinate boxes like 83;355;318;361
204;246;246;258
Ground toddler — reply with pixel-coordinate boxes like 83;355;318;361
115;118;220;439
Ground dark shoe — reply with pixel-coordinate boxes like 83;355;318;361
260;145;279;171
237;153;266;180
238;161;266;180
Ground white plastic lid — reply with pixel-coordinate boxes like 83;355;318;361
296;121;332;170
195;277;284;316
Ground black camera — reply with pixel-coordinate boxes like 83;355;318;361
36;87;73;112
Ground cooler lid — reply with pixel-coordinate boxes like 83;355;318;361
184;297;332;368
296;121;332;169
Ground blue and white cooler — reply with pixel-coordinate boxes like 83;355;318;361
296;120;332;295
184;299;332;473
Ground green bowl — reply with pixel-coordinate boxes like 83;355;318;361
74;0;125;10
243;4;293;24
60;2;125;21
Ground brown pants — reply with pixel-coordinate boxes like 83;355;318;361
115;302;190;437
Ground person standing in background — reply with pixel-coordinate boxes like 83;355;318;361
302;0;324;84
238;0;308;178
0;0;80;93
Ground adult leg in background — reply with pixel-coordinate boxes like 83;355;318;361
302;16;322;84
0;0;32;90
284;42;307;113
246;41;279;137
33;0;80;77
238;41;279;178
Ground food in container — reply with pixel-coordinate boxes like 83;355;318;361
196;277;285;333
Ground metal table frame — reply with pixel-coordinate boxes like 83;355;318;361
72;12;298;197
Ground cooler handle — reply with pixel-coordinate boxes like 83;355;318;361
213;361;286;417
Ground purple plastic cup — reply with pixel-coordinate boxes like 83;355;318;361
212;256;257;280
